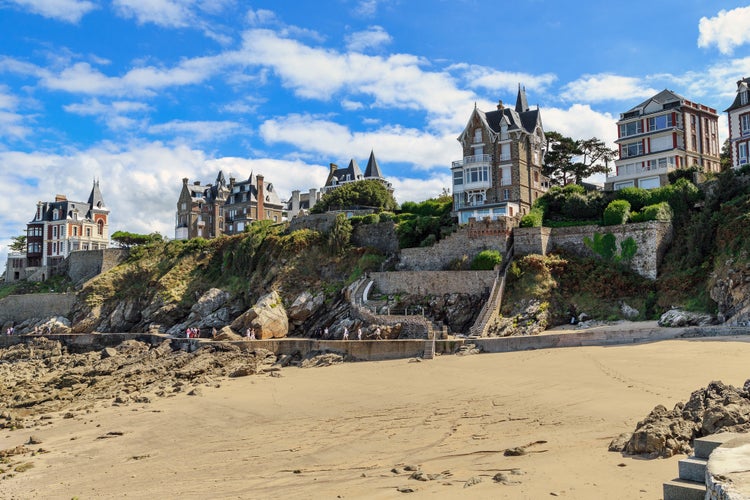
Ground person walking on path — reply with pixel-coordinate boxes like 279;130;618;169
357;327;362;340
342;327;349;340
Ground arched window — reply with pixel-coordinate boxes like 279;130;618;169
97;220;104;235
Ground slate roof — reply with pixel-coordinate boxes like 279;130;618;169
364;150;383;179
725;77;750;112
623;89;684;114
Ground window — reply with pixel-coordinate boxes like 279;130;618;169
619;121;642;137
740;143;748;165
622;141;643;158
503;189;510;200
453;170;463;186
73;227;78;236
648;114;674;131
86;228;91;237
465;166;489;184
614;180;635;190
53;226;57;238
741;114;750;136
639;177;661;190
473;129;482;143
98;220;103;235
741;91;748;106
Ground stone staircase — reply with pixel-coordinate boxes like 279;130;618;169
663;433;739;499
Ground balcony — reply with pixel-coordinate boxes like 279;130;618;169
607;161;673;182
452;154;492;168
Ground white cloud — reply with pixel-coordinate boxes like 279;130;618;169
698;6;750;55
147;120;247;143
354;0;390;17
112;0;195;28
64;98;150;131
0;85;31;140
389;175;452;204
345;26;392;52
5;0;96;23
341;99;364;110
449;63;556;94
259;113;456;171
543;104;618;149
561;74;658;102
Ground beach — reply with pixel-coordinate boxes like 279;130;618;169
3;335;750;499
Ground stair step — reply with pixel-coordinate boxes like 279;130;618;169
663;478;706;500
694;432;740;460
678;456;707;482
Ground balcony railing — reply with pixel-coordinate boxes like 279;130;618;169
608;162;673;181
452;154;492;168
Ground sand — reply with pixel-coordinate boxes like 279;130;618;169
3;335;750;499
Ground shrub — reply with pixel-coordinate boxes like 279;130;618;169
470;250;503;270
362;213;380;224
563;183;586;195
562;192;601;220
614;187;652;212
603;199;631;226
520;207;544;227
630;202;673;223
379;212;394;222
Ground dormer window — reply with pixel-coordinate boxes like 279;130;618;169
741;91;748;106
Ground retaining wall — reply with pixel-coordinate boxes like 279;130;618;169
370;270;496;296
66;248;128;285
0;293;76;325
514;221;673;279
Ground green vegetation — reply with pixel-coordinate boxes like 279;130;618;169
310;179;397;213
583;232;637;264
602;199;630;226
111;231;164;249
470;250;502;270
543;131;617;186
0;274;73;299
395;195;456;248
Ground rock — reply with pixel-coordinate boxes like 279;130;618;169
620;302;639;320
287;291;325;324
463;476;482;488
27;435;42;445
101;347;118;359
231;291;289;339
658;308;716;327
608;432;632;452
212;326;243;341
187;387;202;396
503;447;526;456
191;288;230;318
301;351;345;368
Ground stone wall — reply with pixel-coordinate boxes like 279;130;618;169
65;248;128;285
0;293;76;325
514;221;673;279
371;270;496;296
351;221;399;255
398;218;513;271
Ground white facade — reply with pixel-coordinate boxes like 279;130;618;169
726;78;750;169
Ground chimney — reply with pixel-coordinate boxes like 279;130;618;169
193;181;200;186
256;174;265;221
497;100;504;110
55;194;67;202
329;163;338;172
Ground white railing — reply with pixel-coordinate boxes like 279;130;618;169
608;162;671;181
452;154;492;168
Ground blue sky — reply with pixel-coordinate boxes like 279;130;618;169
2;0;750;273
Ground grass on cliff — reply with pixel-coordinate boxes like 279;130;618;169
503;253;659;324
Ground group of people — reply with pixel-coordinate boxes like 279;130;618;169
332;326;382;340
5;326;14;336
245;327;256;340
185;327;201;339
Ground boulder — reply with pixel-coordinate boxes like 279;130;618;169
620;302;639;320
191;288;230;318
287;291;325;324
658;308;716;327
230;291;288;339
212;326;243;341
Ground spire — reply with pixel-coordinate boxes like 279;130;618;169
347;158;364;180
87;178;106;210
515;83;529;113
364;150;383;179
216;170;226;187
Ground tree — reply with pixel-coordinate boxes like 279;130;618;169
111;231;163;249
720;138;732;170
9;235;26;252
311;180;398;214
543;131;617;185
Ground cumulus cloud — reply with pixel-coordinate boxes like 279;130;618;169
345;26;392;52
543;104;618;149
0;86;31;140
561;74;658;102
698;6;750;55
5;0;96;23
259;113;456;171
64;98;150;131
449;63;556;94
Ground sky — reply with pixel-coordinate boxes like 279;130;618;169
2;0;750;274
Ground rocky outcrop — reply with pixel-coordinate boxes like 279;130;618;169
710;258;750;325
167;288;231;336
287;291;325;325
658;308;716;327
611;380;750;458
231;291;289;339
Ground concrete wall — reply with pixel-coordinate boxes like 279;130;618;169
514;221;673;279
66;248;128;285
371;270;496;296
0;293;76;325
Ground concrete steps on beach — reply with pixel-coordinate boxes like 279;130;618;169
423;338;435;359
663;433;739;500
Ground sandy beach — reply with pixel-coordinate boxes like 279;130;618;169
3;335;750;499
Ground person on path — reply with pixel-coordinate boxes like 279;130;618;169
342;327;349;340
357;327;362;340
375;327;382;340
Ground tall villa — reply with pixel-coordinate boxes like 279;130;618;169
606;89;720;190
451;86;548;224
6;180;109;282
287;150;393;217
725;77;750;169
175;170;283;239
